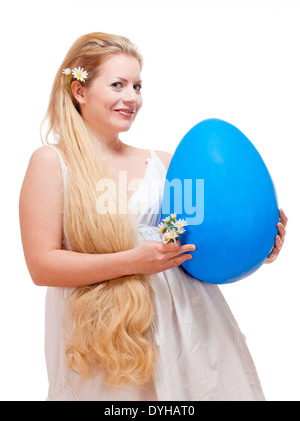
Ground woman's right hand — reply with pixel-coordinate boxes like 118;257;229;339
130;240;196;275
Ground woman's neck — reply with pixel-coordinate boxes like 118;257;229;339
94;133;127;158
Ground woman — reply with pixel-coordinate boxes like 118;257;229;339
19;32;287;401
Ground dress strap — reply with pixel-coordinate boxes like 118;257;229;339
43;144;67;171
150;149;157;159
149;150;168;175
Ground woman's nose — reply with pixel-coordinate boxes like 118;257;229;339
123;86;137;103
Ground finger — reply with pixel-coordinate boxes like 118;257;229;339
167;252;193;269
265;253;277;264
166;244;196;258
178;243;196;255
279;208;288;227
160;240;181;254
275;235;283;252
161;240;181;252
268;236;282;261
277;222;286;241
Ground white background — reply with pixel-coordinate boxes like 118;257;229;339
1;0;299;401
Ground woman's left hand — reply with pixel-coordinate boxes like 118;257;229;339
265;208;288;264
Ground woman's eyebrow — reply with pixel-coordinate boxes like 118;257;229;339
112;76;142;83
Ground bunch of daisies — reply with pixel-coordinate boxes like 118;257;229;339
156;214;188;243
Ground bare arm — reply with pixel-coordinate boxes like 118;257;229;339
19;146;137;287
19;146;194;287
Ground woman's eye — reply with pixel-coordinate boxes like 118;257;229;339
112;82;142;91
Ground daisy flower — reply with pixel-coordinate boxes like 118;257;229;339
72;67;88;82
170;213;177;222
62;68;72;75
156;221;168;235
167;228;180;243
171;218;188;234
162;232;172;244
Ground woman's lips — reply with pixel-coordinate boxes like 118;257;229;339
115;109;135;117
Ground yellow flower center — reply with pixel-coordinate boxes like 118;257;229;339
77;73;82;78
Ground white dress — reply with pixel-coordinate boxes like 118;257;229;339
44;145;265;401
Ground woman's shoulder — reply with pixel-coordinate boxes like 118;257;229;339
31;144;66;163
27;145;63;176
30;144;60;158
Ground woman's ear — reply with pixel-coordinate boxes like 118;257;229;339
71;80;86;105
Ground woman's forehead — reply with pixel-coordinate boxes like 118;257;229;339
97;54;141;79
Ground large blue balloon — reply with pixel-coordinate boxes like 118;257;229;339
161;118;279;284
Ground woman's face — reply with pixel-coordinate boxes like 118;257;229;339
77;53;143;139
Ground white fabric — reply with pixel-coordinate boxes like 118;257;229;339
44;144;265;401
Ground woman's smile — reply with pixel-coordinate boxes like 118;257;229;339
114;108;136;118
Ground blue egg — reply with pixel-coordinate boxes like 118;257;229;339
161;118;279;284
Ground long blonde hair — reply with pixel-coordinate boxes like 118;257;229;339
41;32;155;388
